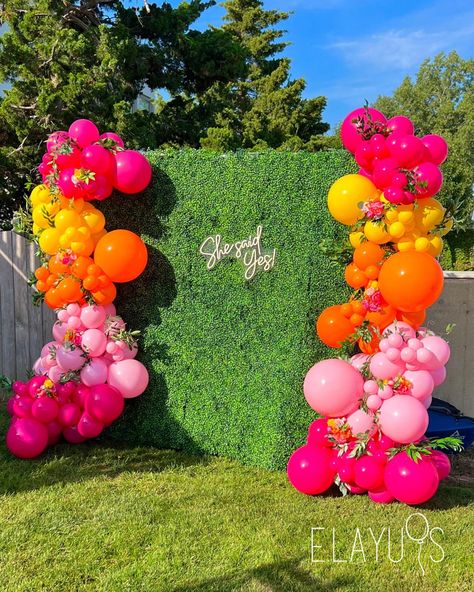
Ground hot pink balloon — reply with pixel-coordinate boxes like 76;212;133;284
72;384;91;408
340;107;387;153
13;396;32;419
354;455;385;491
422;134;448;165
58;402;82;427
403;370;434;400
57;168;79;199
12;381;28;397
80;358;108;387
368;488;395;504
370;352;403;380
346;409;375;437
307;418;331;447
47;130;69;153
77;412;104;439
7;418;49;458
384;451;439;504
372;157;399;190
7;397;15;416
114;150;152;194
63;425;86;444
287;445;335;495
415;162;443;197
81;329;107;358
379;395;429;444
99;132;124;148
303;359;363;417
388;134;425;169
80;304;107;329
46;420;62;445
81;144;115;175
85;384;124;424
68;119;100;148
386;115;414;137
87;174;114;201
31;397;59;423
28;376;47;397
108;359;149;398
430;450;451;480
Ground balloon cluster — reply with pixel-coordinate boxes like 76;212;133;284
288;107;459;505
6;119;151;459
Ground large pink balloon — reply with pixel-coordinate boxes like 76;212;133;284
384;452;439;504
422;135;448;165
388;135;425;169
31;397;59;423
81;144;115;177
287;445;335;495
369;352;403;380
307;418;331;448
340;107;387;153
403;370;434;400
85;384;124;424
7;418;49;458
430;365;446;387
68;119;100;148
421;335;450;369
354;456;385;491
303;359;363;417
80;305;107;329
77;412;104;439
107;359;149;398
58;403;82;427
114;150;152;194
56;345;86;372
415;162;443;197
379;395;429;443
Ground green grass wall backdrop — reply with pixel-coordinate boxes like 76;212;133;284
101;150;355;469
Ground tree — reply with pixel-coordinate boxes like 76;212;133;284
0;0;246;228
200;0;329;151
374;52;474;230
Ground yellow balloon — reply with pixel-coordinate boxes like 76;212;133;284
32;205;53;229
364;220;390;244
415;198;446;232
55;209;82;232
349;231;365;248
385;209;399;223
39;228;61;255
327;174;379;226
429;236;444;257
396;238;415;252
30;185;51;207
438;218;454;236
32;223;42;235
415;237;430;252
398;210;414;225
82;209;105;234
388;221;405;239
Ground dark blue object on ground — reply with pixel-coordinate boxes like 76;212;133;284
427;398;474;450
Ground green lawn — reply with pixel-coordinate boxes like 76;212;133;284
0;406;473;592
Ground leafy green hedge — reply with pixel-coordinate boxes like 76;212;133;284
441;230;474;271
101;150;356;469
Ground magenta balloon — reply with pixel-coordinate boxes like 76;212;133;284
379;395;429;444
354;141;374;170
80;358;108;387
422;134;448;165
6;397;15;416
46;420;62;445
348;484;366;494
340;107;387;153
369;352;403;380
99;132;124;148
31;397;59;423
80;304;107;329
12;396;32;419
287;445;335;495
81;144;115;176
430;450;451;480
81;329;107;358
384;451;439;504
47;130;69;153
85;384;124;424
368;488;395;504
28;375;47;397
403;370;435;400
107;359;149;398
388;134;425;169
354;456;385;491
372;157;399;190
88;174;114;201
421;335;450;368
303;359;363;417
307;418;331;447
63;425;86;444
77;412;104;439
7;418;49;458
346;409;375;437
386;115;414;137
68;119;100;148
58;402;82;427
12;381;28;396
114;150;152;194
384;185;405;204
72;384;91;408
415;162;443;197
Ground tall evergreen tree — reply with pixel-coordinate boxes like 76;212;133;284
200;0;329;151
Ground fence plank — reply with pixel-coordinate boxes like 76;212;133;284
0;232;17;379
12;233;31;380
26;240;45;370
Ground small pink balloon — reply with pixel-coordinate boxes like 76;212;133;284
63;425;86;444
350;354;370;371
421;335;450;368
422;134;448;166
72;384;91;408
107;359;149;398
378;384;393;400
68;118;100;148
46;420;62;445
303;359;363;417
28;375;47;397
307;418;331;447
364;380;378;395
401;347;416;363
354;455;385;491
430;450;451;480
7;397;15;416
387;333;404;348
56;345;86;372
386;347;401;362
77;412;104;439
67;315;82;330
80;358;108;387
58;402;82;427
57;309;70;323
48;365;64;383
12;381;28;397
33;358;46;376
7;418;49;458
287;445;336;495
114;150;152;194
80;304;107;329
379;395;429;444
415;162;443;197
367;394;382;411
386;115;414;137
430;365;446;387
346;409;375;437
99;132;124;148
370;352;403;380
403;370;434;400
53;321;67;342
379;338;390;352
384;322;416;340
81;329;107;358
368;489;395;504
372;157;399;190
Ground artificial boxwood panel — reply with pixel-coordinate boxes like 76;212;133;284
103;150;355;469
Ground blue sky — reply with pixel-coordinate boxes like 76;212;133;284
2;2;474;129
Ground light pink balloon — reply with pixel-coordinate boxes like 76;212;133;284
403;370;434;400
48;365;64;383
52;321;67;342
41;354;56;370
56;345;86;371
379;395;429;444
383;322;415;341
421;395;432;409
108;359;149;398
80;304;107;329
370;352;403;380
346;409;375;437
103;303;117;316
81;329;107;358
421;335;450;368
430;365;447;387
367;394;382;411
41;341;59;359
80;358;108;386
303;359;363;417
121;343;138;360
33;357;46;375
350;353;370;371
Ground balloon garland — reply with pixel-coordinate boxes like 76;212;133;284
288;107;462;505
6;119;151;458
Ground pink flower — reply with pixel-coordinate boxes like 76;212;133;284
362;200;385;220
363;288;383;312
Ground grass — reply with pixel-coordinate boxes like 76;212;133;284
0;406;473;592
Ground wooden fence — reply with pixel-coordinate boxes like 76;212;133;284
0;231;55;381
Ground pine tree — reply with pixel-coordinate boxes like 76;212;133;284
200;0;329;151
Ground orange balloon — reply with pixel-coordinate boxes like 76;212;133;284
358;332;380;355
366;303;396;330
92;283;117;305
396;309;427;329
345;263;368;289
71;256;93;279
56;277;83;303
316;305;355;348
94;230;148;283
44;288;63;309
378;252;443;312
353;242;384;270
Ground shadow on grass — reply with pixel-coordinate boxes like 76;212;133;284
170;558;354;592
